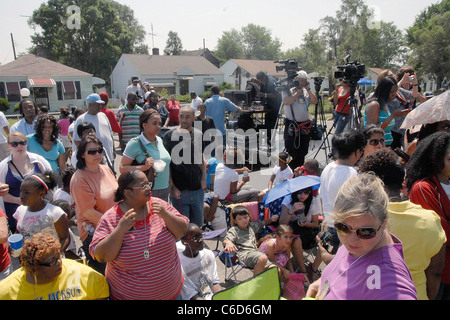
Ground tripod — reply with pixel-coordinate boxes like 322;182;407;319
311;87;332;163
313;83;362;160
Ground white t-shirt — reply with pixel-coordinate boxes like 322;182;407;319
282;195;320;223
72;112;114;163
176;243;219;300
272;165;294;186
53;188;75;207
441;182;450;200
191;96;203;110
282;88;310;122
319;162;358;225
214;163;239;200
13;203;65;240
0;112;9;144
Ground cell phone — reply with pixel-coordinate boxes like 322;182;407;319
319;233;334;254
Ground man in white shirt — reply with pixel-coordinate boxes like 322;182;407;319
72;94;114;166
190;92;202;111
319;130;366;253
125;76;145;106
214;148;262;203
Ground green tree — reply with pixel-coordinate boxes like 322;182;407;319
28;0;148;86
214;24;282;61
215;29;244;62
164;31;183;55
407;0;450;88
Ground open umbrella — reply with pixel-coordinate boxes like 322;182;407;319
400;90;449;129
263;175;321;206
358;78;376;86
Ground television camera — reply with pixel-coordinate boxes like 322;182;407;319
334;55;365;87
275;59;301;90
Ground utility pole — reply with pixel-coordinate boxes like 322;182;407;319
10;33;17;60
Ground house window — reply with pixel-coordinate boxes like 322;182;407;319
1;81;27;102
56;81;81;100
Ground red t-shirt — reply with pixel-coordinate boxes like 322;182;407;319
167;101;180;124
335;87;351;114
0;209;11;272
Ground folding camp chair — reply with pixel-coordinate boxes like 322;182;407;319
218;201;266;282
212;267;281;300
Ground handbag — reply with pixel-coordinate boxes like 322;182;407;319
131;138;155;188
282;273;306;300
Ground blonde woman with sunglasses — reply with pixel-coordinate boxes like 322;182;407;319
306;173;417;300
0;132;51;233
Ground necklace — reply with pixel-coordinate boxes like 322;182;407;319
133;203;151;259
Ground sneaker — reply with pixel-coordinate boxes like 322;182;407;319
201;223;214;232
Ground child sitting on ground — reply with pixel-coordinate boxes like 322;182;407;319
222;206;279;276
294;158;319;177
258;224;294;282
267;152;294;191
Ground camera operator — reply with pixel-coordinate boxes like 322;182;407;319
282;71;318;170
254;71;282;145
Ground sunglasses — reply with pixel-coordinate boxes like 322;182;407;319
335;222;382;240
9;140;27;147
368;138;385;146
86;147;104;155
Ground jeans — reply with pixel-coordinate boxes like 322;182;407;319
333;111;349;136
170;189;205;227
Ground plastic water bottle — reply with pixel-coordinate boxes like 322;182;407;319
82;222;95;236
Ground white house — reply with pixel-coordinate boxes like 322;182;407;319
0;54;94;113
220;59;287;91
110;53;224;100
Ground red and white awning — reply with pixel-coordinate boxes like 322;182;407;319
28;78;56;87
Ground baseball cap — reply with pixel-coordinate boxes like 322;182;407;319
85;93;105;104
297;71;308;79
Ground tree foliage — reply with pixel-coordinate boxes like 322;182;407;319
163;31;183;55
28;0;148;85
215;24;282;61
407;0;449;88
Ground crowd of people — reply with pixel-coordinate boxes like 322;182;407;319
0;68;447;301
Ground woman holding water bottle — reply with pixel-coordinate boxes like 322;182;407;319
280;186;321;275
70;136;118;274
120;109;171;202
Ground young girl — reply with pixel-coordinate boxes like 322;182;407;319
279;187;321;275
58;107;71;161
13;171;71;254
258;225;294;281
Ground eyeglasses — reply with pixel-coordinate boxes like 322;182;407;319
86;147;104;155
38;255;61;267
9;141;27;147
368;138;385;146
335;222;382;240
128;181;153;191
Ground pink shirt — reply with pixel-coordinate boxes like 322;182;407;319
70;165;118;241
89;199;189;300
58;118;70;136
320;234;417;300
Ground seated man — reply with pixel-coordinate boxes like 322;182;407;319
223;206;279;276
214;148;264;203
177;224;222;300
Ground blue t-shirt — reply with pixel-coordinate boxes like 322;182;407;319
26;135;65;173
205;95;239;136
123;134;171;190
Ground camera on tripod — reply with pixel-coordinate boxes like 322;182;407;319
274;59;301;90
334;56;365;86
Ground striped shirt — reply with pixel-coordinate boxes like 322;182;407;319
89;198;189;300
116;105;144;144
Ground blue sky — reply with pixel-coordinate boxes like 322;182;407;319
1;0;440;65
